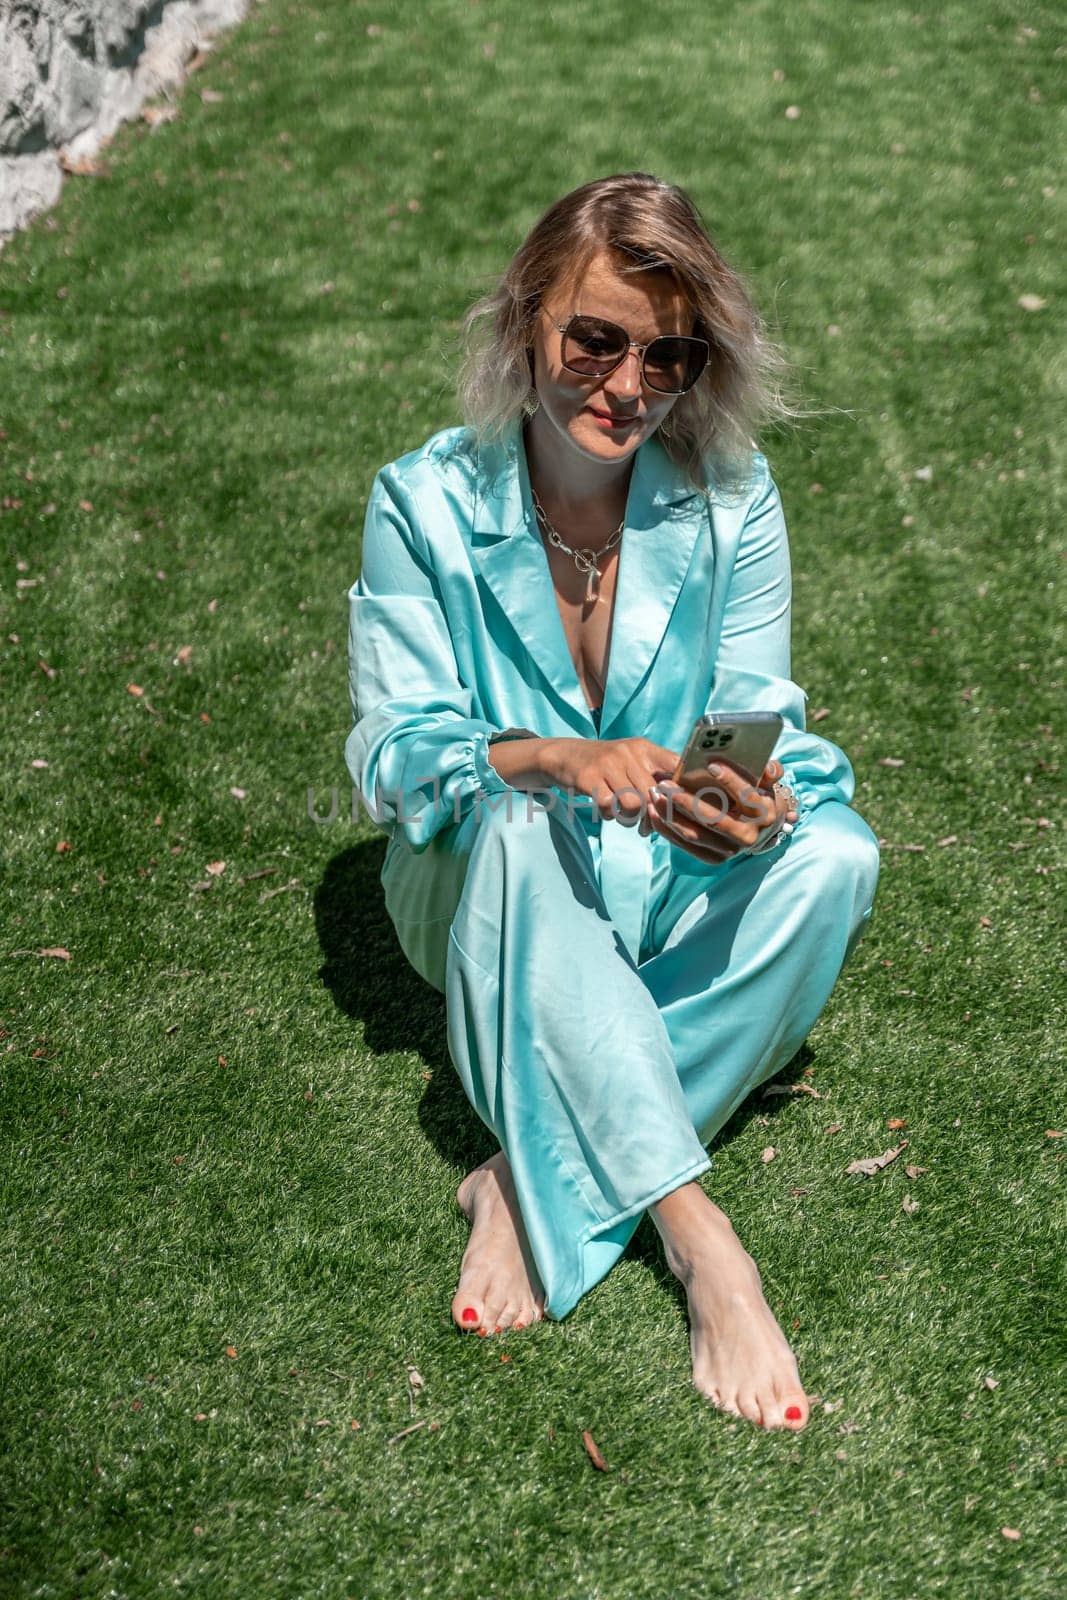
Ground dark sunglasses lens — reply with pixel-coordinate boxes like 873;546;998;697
643;337;709;393
561;317;628;375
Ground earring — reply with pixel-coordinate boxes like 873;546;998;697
522;388;540;417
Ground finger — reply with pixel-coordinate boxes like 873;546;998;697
651;790;735;850
657;779;775;837
594;785;619;822
695;758;755;799
652;784;728;844
647;799;731;861
654;780;730;822
609;781;648;827
719;764;780;825
647;743;684;778
654;785;773;853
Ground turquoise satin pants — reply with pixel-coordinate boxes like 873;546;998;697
381;793;880;1321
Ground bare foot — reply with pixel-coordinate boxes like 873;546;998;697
651;1181;809;1431
452;1151;546;1335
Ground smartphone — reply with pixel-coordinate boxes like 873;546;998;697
672;711;784;791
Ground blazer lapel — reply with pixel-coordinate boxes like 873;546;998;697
471;422;596;729
597;434;705;733
470;419;706;735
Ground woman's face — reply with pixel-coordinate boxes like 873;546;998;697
528;247;694;468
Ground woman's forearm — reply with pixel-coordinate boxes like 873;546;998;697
486;736;575;791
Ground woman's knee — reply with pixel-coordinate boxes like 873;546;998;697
468;786;595;870
794;801;881;915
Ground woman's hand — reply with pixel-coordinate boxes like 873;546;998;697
542;737;681;826
639;756;799;864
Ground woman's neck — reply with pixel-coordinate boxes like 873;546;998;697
522;413;634;526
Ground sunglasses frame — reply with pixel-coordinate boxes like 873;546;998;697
546;312;711;396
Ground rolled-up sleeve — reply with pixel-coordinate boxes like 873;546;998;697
344;466;514;851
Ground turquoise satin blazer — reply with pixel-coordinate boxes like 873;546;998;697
345;418;859;966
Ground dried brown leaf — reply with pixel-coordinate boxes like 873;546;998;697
904;1164;928;1179
845;1140;908;1177
581;1430;609;1471
760;1146;776;1163
886;1117;907;1130
142;104;178;128
260;877;302;901
762;1083;823;1101
39;946;71;960
387;1420;426;1445
59;153;110;177
901;1195;920;1214
1000;1526;1021;1540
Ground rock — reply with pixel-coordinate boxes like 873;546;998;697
0;0;251;244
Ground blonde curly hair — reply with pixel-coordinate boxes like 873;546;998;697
456;172;812;501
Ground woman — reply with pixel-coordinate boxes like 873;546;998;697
345;173;880;1432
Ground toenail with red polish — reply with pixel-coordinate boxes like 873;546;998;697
461;1307;478;1324
785;1405;803;1421
476;1328;487;1338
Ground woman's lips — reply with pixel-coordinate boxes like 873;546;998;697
588;408;639;430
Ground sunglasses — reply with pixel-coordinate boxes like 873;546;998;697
547;313;710;396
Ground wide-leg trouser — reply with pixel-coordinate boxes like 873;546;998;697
380;793;880;1321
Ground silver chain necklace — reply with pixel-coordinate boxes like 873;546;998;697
530;488;625;604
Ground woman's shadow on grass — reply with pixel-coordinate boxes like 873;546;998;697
314;838;816;1299
314;841;497;1171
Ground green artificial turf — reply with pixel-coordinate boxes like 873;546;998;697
1;1;1064;1595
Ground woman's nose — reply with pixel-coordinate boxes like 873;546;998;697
602;348;643;401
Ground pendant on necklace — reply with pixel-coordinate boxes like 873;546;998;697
586;564;600;604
